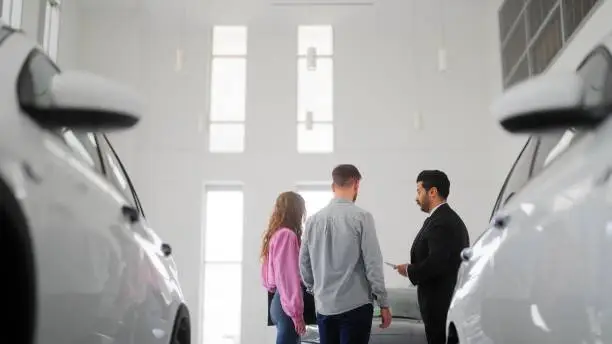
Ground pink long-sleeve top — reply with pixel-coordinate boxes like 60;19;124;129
261;227;303;323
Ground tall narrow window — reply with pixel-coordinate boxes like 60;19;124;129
297;185;334;219
202;186;244;344
209;26;247;153
42;0;61;61
297;25;334;153
1;0;23;28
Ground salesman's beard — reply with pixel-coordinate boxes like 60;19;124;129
418;198;430;213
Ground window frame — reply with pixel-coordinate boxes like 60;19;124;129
296;25;335;154
1;0;22;29
42;0;61;61
201;185;244;344
208;26;248;154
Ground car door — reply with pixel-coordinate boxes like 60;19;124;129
479;47;612;343
15;50;134;344
96;134;180;343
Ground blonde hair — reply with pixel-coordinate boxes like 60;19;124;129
260;191;306;261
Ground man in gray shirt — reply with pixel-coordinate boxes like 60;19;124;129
299;164;391;344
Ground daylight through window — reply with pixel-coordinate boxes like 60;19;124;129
209;26;248;153
42;0;61;61
1;0;23;28
202;186;244;344
297;25;334;153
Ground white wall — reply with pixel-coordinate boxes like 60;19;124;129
70;0;514;342
19;0;45;41
56;0;79;68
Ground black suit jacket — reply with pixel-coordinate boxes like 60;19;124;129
407;204;470;319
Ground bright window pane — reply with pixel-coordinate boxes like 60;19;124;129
298;57;333;122
2;0;22;28
11;0;21;28
299;189;333;218
209;123;245;153
298;25;333;55
62;130;95;167
204;189;243;262
0;0;8;23
210;58;246;122
297;123;333;153
43;2;60;61
213;26;247;56
202;263;242;344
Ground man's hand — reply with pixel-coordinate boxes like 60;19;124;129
379;307;392;328
394;264;408;277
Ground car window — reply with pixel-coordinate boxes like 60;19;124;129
491;137;537;218
58;129;104;173
97;135;145;217
18;50;60;109
531;129;585;176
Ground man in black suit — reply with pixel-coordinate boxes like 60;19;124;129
395;170;470;344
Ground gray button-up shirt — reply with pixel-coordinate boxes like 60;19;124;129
299;197;388;315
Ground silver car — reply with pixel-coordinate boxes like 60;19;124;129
301;288;426;344
447;31;612;343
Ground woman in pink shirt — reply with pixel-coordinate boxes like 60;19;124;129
261;191;307;344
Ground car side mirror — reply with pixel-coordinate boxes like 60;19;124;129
491;72;605;133
21;70;143;131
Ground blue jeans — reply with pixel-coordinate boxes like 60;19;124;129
316;303;374;344
270;291;300;344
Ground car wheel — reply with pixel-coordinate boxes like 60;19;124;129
0;180;36;344
169;305;191;344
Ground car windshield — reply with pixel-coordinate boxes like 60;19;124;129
373;287;421;320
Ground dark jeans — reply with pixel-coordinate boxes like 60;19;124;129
316;303;374;344
270;291;300;344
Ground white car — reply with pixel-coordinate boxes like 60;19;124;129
0;24;190;344
446;33;612;343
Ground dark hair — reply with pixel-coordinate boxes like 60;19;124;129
417;170;450;199
332;164;362;187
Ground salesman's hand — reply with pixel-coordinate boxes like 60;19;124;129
394;264;408;277
379;307;392;328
